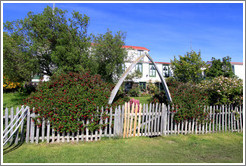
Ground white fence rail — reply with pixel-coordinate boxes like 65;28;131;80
3;103;243;145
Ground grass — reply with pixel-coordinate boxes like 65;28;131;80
3;132;243;163
130;96;151;104
3;92;29;114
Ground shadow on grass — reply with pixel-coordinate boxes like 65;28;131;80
3;126;26;155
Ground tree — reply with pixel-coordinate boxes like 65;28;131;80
205;56;234;78
4;6;92;76
3;32;37;82
91;30;127;83
170;50;207;83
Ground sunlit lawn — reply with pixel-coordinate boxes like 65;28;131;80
3;132;243;163
3;92;29;115
130;96;151;104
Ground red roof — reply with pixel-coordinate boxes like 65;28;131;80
91;43;150;51
143;61;170;65
230;62;243;65
207;61;243;65
122;45;150;51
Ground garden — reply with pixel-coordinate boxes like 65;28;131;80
3;6;243;164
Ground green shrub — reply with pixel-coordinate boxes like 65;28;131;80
149;79;209;122
25;72;127;133
198;76;243;107
128;86;140;97
147;80;158;95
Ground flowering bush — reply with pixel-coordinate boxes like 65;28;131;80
3;76;21;91
25;72;128;133
149;79;209;122
129;98;140;112
198;76;243;106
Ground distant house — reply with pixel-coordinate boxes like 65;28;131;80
230;62;244;79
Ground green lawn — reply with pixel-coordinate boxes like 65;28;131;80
3;132;243;163
3;92;29;114
130;96;151;104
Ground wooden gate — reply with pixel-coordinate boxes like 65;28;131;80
123;102;165;138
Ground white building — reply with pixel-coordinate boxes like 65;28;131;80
32;45;244;88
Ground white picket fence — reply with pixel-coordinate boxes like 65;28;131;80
3;103;243;145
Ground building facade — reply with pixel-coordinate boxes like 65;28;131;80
32;45;244;89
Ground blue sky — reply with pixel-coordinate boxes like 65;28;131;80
3;2;244;63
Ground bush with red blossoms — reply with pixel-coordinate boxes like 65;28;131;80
25;72;129;133
149;78;209;123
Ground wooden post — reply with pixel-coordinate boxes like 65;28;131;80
157;104;161;135
153;103;158;135
4;108;9;142
47;120;50;143
170;105;173;135
99;107;103;140
14;107;20;145
86;119;89;141
26;107;30;143
126;102;130;138
209;106;212;133
216;105;219;132
109;107;113;137
236;107;239;132
240;105;242;132
62;132;65;142
148;103;152;136
222;105;224;132
105;107;108;136
67;132;70;143
212;105;215;133
225;105;227;132
10;107;14;143
36;115;40;144
163;104;167;135
167;105;170;135
123;103;127;138
113;107;118;137
138;104;142;136
228;105;231;132
30;113;35;143
192;118;195;134
141;103;145;136
133;104;138;137
129;103;135;137
150;104;154;136
230;105;233;132
42;118;45;142
144;104;148;136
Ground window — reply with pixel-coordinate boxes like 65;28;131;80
135;63;143;73
162;64;170;77
232;65;235;74
149;64;156;77
138;50;144;56
139;82;146;91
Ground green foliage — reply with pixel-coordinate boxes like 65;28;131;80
149;79;209;122
171;50;207;83
198;76;243;106
128;86;141;97
3;32;37;82
125;70;142;81
205;56;235;78
147;80;158;95
92;30;127;82
25;72;126;133
4;6;92;76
